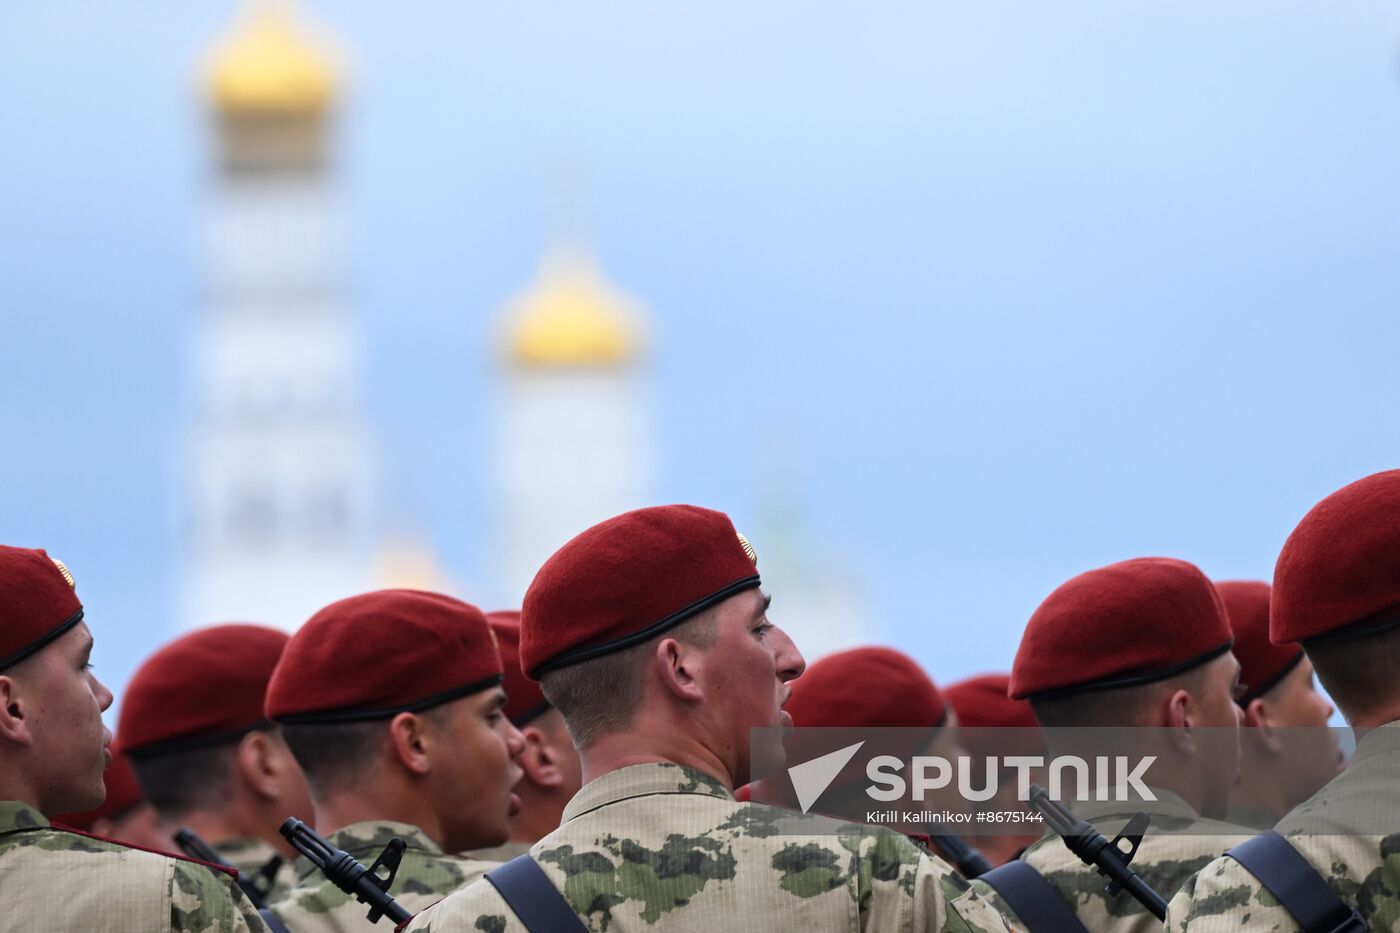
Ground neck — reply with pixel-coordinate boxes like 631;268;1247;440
578;725;733;791
0;773;40;813
313;786;440;849
1347;707;1400;736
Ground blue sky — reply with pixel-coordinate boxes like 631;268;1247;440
4;2;1400;708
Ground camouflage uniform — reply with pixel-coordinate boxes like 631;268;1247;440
1223;803;1279;833
214;836;298;904
263;820;496;932
0;799;268;933
464;840;532;862
1166;723;1400;932
972;789;1251;933
402;762;1011;932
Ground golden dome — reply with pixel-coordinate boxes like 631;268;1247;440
207;2;338;115
506;249;645;368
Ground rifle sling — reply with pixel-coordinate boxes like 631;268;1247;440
979;860;1091;933
485;854;588;932
1226;833;1367;933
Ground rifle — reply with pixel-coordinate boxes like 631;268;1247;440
174;827;283;911
1026;783;1168;920
928;832;995;878
278;817;413;925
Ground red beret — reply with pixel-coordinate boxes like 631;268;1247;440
489;611;550;726
0;546;83;672
119;624;289;757
1009;557;1233;700
267;590;503;724
1215;580;1302;704
53;743;144;830
945;673;1037;729
520;505;760;678
787;646;947;728
946;673;1043;759
1273;470;1400;645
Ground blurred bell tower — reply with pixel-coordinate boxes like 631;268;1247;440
179;2;375;632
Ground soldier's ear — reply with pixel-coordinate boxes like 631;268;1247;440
1164;688;1198;757
0;677;34;747
387;712;433;776
653;637;704;705
1241;699;1284;755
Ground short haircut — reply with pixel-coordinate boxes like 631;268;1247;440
130;745;237;819
1029;662;1214;729
539;612;719;749
280;719;389;798
1305;622;1400;721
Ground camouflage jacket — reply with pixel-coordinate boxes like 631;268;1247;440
0;799;268;933
972;788;1251;933
213;835;298;905
263;820;496;932
1166;723;1400;932
402;762;1012;932
463;840;532;862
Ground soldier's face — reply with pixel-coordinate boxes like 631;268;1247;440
9;622;114;814
427;686;525;852
703;589;806;785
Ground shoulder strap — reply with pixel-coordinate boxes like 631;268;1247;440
485;854;589;933
259;908;293;933
979;860;1092;933
1226;833;1368;933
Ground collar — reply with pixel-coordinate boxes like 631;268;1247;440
0;800;48;836
1065;786;1201;823
562;763;732;824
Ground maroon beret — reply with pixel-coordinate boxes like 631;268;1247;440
53;743;144;830
0;546;83;672
1009;557;1233;700
945;673;1037;729
119;624;289;757
946;672;1043;759
1215;580;1302;704
787;646;947;728
267;589;503;724
489;611;550;726
1273;470;1400;645
520;505;760;678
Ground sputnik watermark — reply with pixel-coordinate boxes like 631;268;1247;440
865;754;1156;804
784;742;1156;815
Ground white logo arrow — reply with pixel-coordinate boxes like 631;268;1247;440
787;741;866;814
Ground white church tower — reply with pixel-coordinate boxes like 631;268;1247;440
179;3;374;631
493;246;655;604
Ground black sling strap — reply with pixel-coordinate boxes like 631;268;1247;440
1226;833;1368;933
259;908;293;933
485;854;589;933
979;860;1091;933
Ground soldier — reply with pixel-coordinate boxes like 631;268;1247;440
53;740;169;850
1166;470;1400;931
118;624;315;898
747;646;963;818
969;557;1250;933
467;611;582;862
1213;581;1340;830
403;504;1012;932
945;673;1045;868
261;589;526;932
0;545;268;932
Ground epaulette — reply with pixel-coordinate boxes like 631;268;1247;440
47;822;241;880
